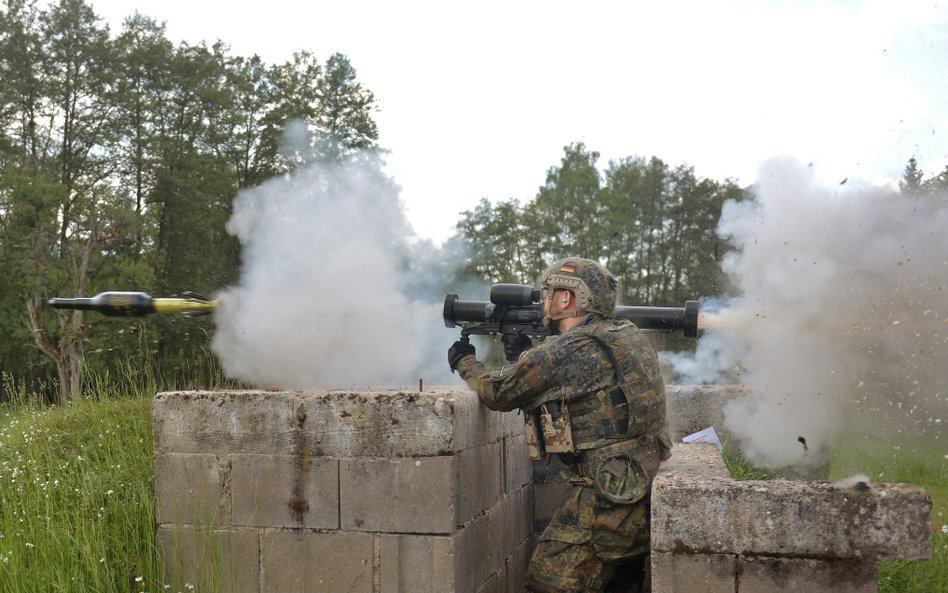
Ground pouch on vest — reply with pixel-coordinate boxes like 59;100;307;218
540;400;575;454
524;413;545;460
593;453;650;505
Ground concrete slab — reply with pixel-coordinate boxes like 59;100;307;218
340;456;457;533
652;444;933;561
231;453;339;529
261;530;373;593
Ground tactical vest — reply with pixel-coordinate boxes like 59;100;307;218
522;319;668;458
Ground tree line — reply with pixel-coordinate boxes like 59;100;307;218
0;0;378;403
453;143;747;307
2;1;944;405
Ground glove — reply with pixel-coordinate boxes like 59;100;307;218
502;334;532;362
448;340;476;372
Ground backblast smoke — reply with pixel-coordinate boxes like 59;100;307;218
667;157;948;469
211;136;466;389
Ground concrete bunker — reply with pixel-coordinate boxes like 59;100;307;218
153;385;932;592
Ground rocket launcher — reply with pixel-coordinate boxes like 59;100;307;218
48;291;217;318
444;283;699;361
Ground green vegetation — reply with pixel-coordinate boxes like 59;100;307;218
0;390;162;592
0;0;380;406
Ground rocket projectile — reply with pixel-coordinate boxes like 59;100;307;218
48;291;217;318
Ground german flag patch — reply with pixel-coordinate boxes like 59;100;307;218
560;264;576;273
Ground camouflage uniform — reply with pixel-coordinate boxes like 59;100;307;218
455;312;670;593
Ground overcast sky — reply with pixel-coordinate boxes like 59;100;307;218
88;0;948;243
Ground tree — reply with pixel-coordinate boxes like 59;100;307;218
455;198;530;284
5;0;118;404
112;12;173;248
312;52;378;161
259;50;320;173
899;157;925;195
523;142;603;278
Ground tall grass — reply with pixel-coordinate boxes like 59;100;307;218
0;392;164;592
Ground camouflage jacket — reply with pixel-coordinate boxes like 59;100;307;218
455;315;666;438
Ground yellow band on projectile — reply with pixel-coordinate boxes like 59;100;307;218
152;298;218;315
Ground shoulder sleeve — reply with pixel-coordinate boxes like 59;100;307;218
456;341;561;412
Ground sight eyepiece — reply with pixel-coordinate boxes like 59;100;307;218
490;283;541;306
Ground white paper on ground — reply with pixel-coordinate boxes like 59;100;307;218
682;426;723;451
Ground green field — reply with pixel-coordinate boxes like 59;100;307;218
0;393;944;592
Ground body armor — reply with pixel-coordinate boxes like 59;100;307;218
522;318;668;454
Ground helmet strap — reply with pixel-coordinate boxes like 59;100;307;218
542;309;582;330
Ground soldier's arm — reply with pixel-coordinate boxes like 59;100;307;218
455;346;558;412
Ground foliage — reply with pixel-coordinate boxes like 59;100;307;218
0;388;162;592
0;0;380;403
453;142;747;355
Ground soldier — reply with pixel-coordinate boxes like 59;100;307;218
448;257;671;593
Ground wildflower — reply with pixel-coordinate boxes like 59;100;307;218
134;576;143;583
106;490;114;495
942;525;948;534
25;543;33;549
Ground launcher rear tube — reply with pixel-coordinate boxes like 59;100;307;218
444;295;699;336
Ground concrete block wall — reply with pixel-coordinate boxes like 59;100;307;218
153;389;533;593
154;385;934;593
651;443;933;593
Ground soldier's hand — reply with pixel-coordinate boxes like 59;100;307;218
502;334;532;362
448;340;476;372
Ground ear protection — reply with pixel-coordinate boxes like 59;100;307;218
562;296;569;304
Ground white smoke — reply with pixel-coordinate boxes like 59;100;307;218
670;157;948;469
210;142;465;389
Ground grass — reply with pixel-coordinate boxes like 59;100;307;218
0;391;166;593
723;437;948;593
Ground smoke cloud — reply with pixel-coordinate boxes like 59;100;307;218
669;157;948;469
211;138;466;389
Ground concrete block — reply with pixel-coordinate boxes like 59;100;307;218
380;534;456;593
452;393;509;451
738;556;876;593
514;486;535;550
504;537;533;593
454;511;490;593
504;433;533;494
156;389;488;458
341;456;456;533
154;390;300;455
158;526;258;592
651;552;735;593
155;453;222;525
474;573;503;593
231;453;339;529
487;494;515;575
261;530;373;593
456;441;503;525
304;390;462;457
652;444;933;560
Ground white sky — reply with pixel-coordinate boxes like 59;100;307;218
88;0;948;243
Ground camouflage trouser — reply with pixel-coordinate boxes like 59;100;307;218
525;484;650;593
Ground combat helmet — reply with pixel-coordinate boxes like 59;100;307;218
541;257;618;316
